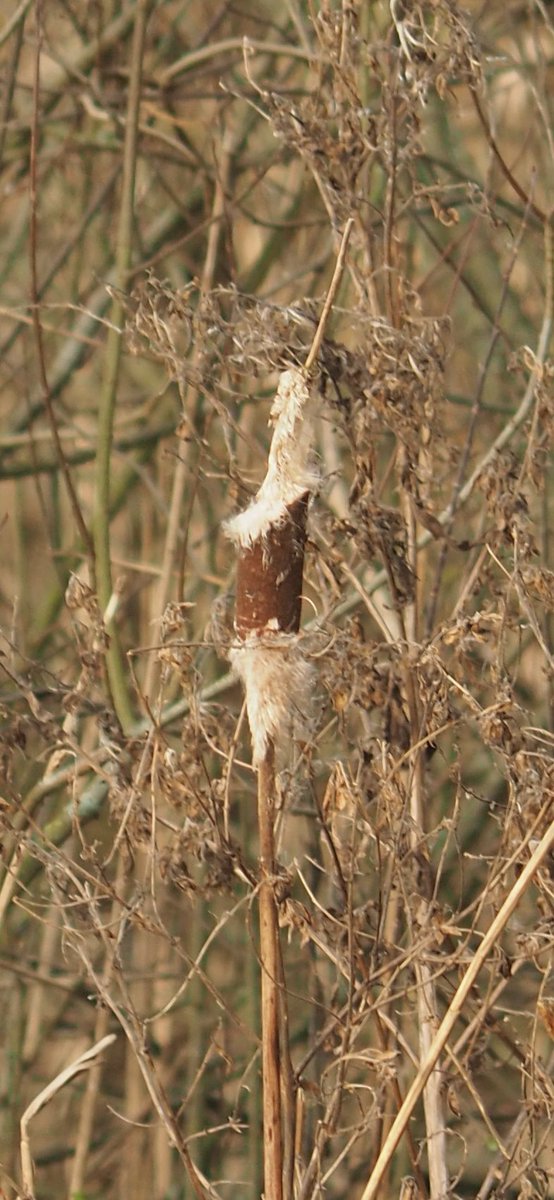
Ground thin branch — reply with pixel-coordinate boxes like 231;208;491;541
304;217;354;371
470;86;546;225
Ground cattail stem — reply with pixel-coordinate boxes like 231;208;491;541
227;224;353;1197
257;740;284;1200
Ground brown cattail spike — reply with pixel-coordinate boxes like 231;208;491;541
224;367;318;762
235;493;309;638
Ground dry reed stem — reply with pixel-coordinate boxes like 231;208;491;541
258;741;285;1200
73;935;221;1200
304;217;354;372
68;856;127;1199
403;485;448;1192
67;1004;112;1199
413;956;449;1198
20;1034;116;1199
359;812;554;1200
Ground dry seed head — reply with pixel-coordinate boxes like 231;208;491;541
225;367;319;762
125;272;194;370
233;493;309;638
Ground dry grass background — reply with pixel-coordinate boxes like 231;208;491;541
1;1;554;1198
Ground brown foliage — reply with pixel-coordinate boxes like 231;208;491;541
1;2;554;1199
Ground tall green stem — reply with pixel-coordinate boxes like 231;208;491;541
93;0;150;731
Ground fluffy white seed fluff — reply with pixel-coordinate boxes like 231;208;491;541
230;637;315;764
225;368;319;548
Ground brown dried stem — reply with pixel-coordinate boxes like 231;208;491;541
257;740;286;1200
304;217;354;372
359;812;554;1200
20;1034;116;1200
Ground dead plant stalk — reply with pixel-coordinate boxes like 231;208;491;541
226;223;353;1199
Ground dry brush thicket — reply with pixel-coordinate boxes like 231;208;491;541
1;2;554;1198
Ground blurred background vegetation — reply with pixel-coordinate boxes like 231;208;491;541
1;1;554;1197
